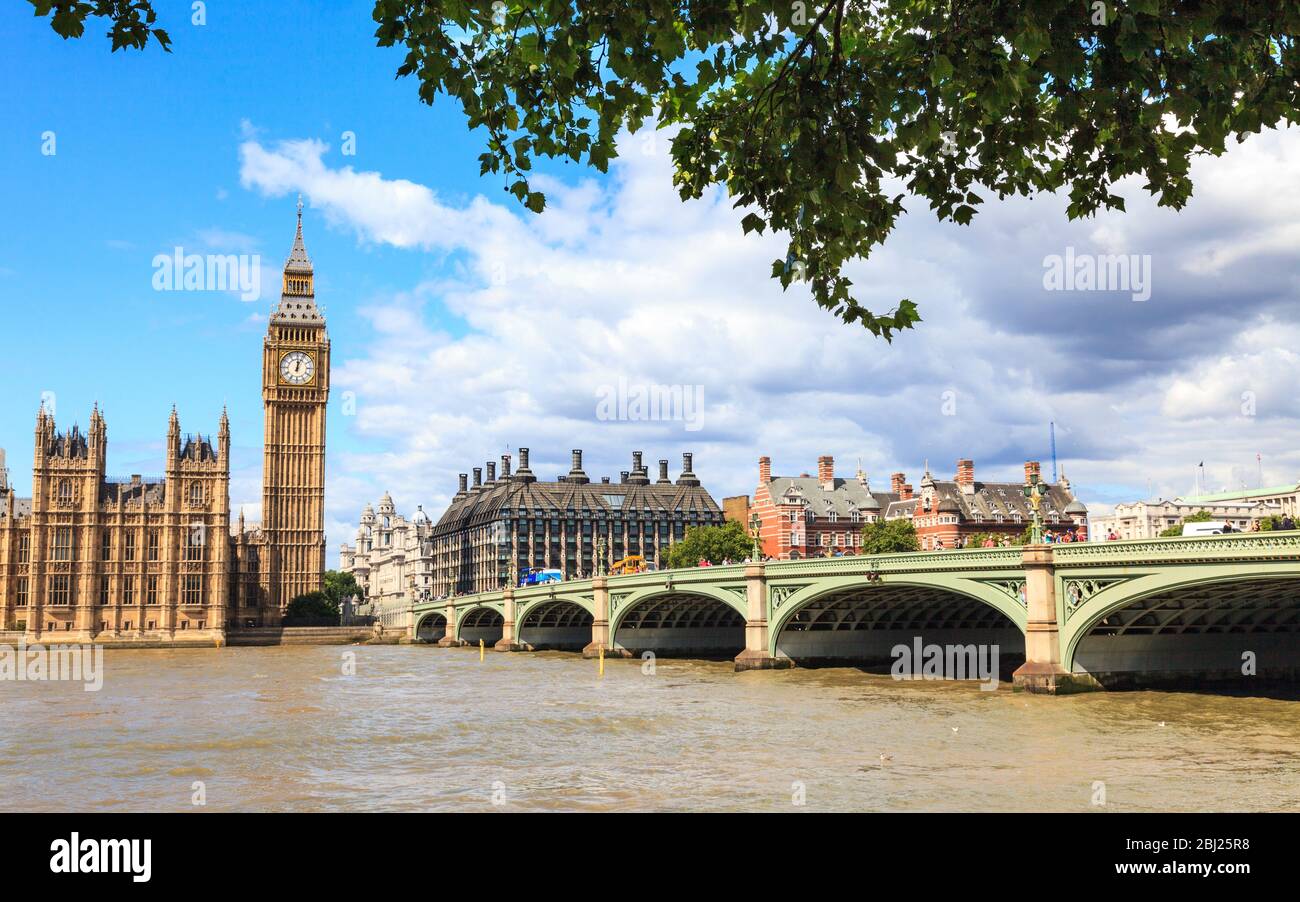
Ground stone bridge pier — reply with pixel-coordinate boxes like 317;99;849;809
734;562;790;670
1010;546;1087;693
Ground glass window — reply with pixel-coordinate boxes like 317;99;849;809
49;575;71;606
52;528;74;561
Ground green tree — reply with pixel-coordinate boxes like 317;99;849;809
284;591;340;623
35;2;1300;337
324;569;363;608
860;518;920;554
28;0;170;51
666;521;754;569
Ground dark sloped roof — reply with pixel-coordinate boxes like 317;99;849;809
433;476;722;537
918;478;1082;521
767;476;898;516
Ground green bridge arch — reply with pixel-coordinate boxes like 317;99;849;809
608;583;749;638
766;573;1029;658
516;591;596;629
1060;563;1300;671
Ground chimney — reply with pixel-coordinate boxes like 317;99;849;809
515;447;535;483
601;476;611;484
956;459;975;493
657;459;671;484
620;470;630;483
472;467;482;490
629;451;650;485
677;452;700;486
900;482;914;501
501;454;511;479
1024;460;1041;485
486;461;496;483
568;449;590;484
891;472;906;494
457;473;468;496
818;455;834;490
759;456;772;484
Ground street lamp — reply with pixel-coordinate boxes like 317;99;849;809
749;512;762;560
596;536;608;577
1022;472;1046;545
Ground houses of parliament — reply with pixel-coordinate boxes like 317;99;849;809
0;204;330;645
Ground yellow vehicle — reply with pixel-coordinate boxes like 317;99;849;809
610;555;647;576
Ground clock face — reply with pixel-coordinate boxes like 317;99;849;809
279;351;315;385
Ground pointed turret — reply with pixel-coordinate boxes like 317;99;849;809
167;405;181;460
272;195;324;325
218;405;230;460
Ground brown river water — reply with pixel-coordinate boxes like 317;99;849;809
3;644;1298;812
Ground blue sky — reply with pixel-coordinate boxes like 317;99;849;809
0;1;515;545
3;2;1299;563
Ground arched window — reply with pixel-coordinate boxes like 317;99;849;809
189;483;204;506
57;479;72;504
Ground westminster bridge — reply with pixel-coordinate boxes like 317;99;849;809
408;533;1300;692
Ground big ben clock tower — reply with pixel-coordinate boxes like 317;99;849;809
261;198;330;616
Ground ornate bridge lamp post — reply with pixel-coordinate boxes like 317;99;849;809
748;512;763;560
1023;472;1046;545
596;537;609;577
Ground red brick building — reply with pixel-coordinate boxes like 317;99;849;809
905;459;1088;550
752;456;1088;558
751;456;899;559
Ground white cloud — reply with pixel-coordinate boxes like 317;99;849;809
237;125;1300;557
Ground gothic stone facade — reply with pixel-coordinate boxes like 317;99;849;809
431;449;724;596
0;408;232;643
0;206;328;644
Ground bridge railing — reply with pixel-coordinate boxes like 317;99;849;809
764;546;1024;577
1052;530;1300;565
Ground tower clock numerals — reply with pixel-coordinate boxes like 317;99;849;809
279;351;315;386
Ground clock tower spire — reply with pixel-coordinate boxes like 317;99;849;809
260;199;330;620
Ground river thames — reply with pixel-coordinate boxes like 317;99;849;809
3;645;1298;812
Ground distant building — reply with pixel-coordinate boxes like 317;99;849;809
1179;483;1300;518
752;456;1089;557
339;493;434;631
1092;497;1278;540
751;455;898;559
722;494;751;526
908;460;1088;549
430;449;724;595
